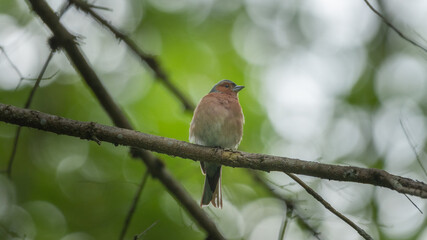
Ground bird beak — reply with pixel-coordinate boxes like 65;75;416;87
233;85;245;92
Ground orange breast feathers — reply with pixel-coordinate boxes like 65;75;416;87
189;92;244;149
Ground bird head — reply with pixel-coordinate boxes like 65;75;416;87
209;80;245;95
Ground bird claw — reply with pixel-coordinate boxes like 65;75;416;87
213;146;222;154
213;146;233;155
223;147;233;152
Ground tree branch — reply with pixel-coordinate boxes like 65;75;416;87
27;0;131;129
69;0;195;111
119;170;150;240
6;0;69;177
5;0;68;176
1;103;426;199
287;173;372;240
25;1;223;239
250;171;321;239
6;52;54;178
363;0;427;53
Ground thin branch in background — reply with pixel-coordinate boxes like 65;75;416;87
399;118;425;213
250;171;321;239
400;118;427;177
84;3;111;11
403;194;423;214
412;30;427;48
22;53;56;109
25;1;224;238
119;170;150;240
5;1;71;178
286;173;373;240
69;0;195;112
0;4;68;91
278;207;291;240
6;51;55;178
6;127;21;179
363;0;427;53
15;71;59;90
134;220;159;240
264;177;297;190
1;47;22;74
0;46;31;90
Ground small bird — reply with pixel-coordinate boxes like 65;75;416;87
189;80;245;208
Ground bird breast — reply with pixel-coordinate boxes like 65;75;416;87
190;93;244;149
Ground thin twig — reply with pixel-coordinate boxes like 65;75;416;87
134;220;159;240
403;194;423;214
286;173;373;240
85;3;111;11
0;46;25;86
119;170;150;240
15;71;59;90
399;118;426;213
6;51;55;178
0;4;68;91
23;53;55;109
6;127;21;179
250;171;321;239
0;46;40;90
400;118;427;177
278;207;291;240
5;1;70;178
363;0;427;53
69;0;195;111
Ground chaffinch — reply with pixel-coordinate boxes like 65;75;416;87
189;80;245;208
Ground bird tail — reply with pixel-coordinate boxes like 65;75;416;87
200;165;222;208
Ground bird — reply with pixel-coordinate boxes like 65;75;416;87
189;79;245;208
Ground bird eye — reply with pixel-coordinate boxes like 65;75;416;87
225;84;229;88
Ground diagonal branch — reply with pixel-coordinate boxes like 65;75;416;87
134;220;159;240
119;170;150;240
69;0;195;111
400;118;427;177
363;0;427;53
6;51;54;178
1;103;427;199
250;171;321;239
287;173;373;240
5;0;71;178
6;0;70;177
28;0;132;129
25;0;223;239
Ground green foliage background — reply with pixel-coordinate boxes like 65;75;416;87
1;1;427;240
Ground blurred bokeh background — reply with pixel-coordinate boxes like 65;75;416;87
1;0;427;239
